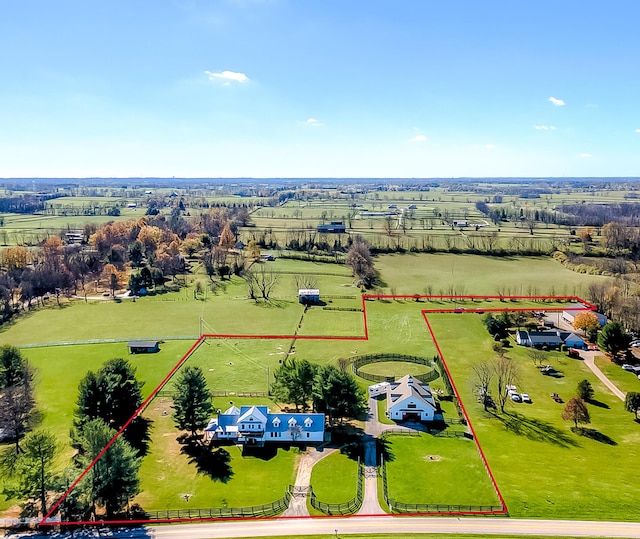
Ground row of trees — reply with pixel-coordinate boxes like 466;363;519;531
271;358;367;424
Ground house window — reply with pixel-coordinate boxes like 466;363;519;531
408;404;417;409
306;432;310;438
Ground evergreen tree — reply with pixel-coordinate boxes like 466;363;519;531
598;322;632;362
577;379;594;401
312;365;366;425
0;345;32;389
4;430;59;516
271;358;318;411
172;366;214;440
76;418;141;518
73;358;148;454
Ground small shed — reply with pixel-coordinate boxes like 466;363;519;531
298;289;320;305
127;341;160;354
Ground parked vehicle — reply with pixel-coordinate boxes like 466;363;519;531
510;392;522;402
521;393;532;403
622;364;635;371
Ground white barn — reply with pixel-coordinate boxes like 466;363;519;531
386;375;438;422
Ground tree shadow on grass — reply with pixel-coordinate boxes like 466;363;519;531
586;398;610;409
180;442;233;482
572;427;617;445
493;411;579;448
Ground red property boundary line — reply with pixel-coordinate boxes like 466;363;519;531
41;295;595;526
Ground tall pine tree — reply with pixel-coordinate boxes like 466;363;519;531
172;366;214;440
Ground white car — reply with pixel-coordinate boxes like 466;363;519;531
521;393;532;403
510;392;522;402
622;364;635;371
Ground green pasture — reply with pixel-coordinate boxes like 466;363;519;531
130;396;299;512
594;355;640;395
309;450;360;504
427;311;640;520
383;433;501;507
375;253;611;296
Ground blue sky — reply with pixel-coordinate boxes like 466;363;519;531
1;0;639;178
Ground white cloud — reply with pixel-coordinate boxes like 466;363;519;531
410;134;427;142
204;70;249;83
485;144;496;150
534;125;556;130
549;96;566;106
635;128;640;133
305;118;323;127
580;153;592;158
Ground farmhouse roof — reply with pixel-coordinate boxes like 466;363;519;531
238;405;269;424
265;413;325;434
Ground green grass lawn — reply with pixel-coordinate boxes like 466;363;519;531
309;450;359;504
375;253;611;296
134;397;298;512
595;354;640;395
384;433;501;507
427;311;640;520
0;253;632;520
375;396;394;425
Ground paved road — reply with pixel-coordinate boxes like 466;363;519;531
141;516;640;538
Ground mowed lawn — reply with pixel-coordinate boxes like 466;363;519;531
427;312;640;520
375;253;611;296
309;451;360;504
384;433;501;507
135;397;298;511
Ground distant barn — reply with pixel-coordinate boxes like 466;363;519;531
127;341;160;354
298;289;320;305
317;221;346;233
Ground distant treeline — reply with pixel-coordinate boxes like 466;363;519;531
0;194;64;214
557;203;640;227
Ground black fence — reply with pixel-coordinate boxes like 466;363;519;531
380;456;500;514
351;353;440;384
156;390;268;399
143;489;291;520
308;459;364;515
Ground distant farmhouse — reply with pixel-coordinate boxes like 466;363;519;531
317;221;346;233
562;303;608;327
516;330;586;350
127;341;161;354
372;375;442;422
205;405;325;447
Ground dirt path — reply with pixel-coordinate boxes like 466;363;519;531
280;446;337;517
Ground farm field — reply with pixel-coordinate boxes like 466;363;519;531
427;311;640;520
383;433;501;507
1;250;637;522
133;396;298;512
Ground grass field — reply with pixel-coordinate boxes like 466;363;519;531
309;451;359;504
427;311;640;520
383;433;501;507
374;253;611;296
134;397;298;512
0;252;634;520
